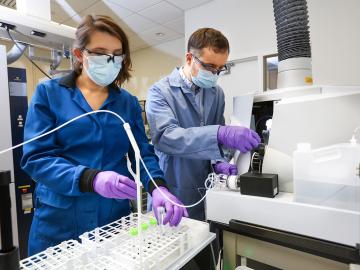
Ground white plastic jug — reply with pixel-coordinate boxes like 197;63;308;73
293;142;360;211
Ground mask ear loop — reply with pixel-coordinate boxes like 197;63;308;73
189;55;198;83
81;50;89;71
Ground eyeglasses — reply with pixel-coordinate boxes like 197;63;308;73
83;48;124;63
193;55;228;75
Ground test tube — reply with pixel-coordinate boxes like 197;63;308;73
141;222;149;248
129;227;138;259
148;218;157;247
149;217;157;231
157;206;165;235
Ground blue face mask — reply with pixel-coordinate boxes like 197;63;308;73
84;55;123;87
191;68;219;89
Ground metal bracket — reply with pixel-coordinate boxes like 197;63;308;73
222;56;258;76
222;62;234;75
28;46;62;67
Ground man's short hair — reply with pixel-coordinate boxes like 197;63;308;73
187;28;229;55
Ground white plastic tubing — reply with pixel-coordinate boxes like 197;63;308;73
0;110;208;209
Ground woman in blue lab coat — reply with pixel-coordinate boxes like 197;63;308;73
21;15;187;256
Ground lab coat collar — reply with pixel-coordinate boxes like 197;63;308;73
58;71;119;91
169;67;216;93
168;68;183;88
70;86;119;116
204;88;216;123
169;68;203;95
169;68;217;123
168;68;192;94
59;71;118;113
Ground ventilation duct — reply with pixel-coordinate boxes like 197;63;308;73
6;42;27;64
273;0;313;88
0;0;16;9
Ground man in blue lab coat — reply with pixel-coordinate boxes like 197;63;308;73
146;28;260;220
146;28;260;269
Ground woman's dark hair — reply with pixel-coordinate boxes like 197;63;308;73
187;28;229;55
73;15;132;86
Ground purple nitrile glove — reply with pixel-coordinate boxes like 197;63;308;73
214;162;238;175
152;187;189;227
217;126;261;153
93;171;137;200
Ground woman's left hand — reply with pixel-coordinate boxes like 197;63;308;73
152;187;189;227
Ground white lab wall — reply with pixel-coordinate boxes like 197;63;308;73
307;0;360;86
123;38;185;100
185;0;277;61
185;0;360;121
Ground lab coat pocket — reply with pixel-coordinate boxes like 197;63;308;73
33;186;75;243
36;185;74;209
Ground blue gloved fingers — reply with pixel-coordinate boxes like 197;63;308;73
248;137;260;149
229;165;238;175
113;186;135;199
115;181;137;198
119;177;137;189
163;201;174;225
153;204;160;222
214;162;229;174
170;205;182;226
109;185;130;199
239;145;247;153
242;141;252;152
251;130;261;144
225;164;235;175
242;127;252;138
214;163;237;175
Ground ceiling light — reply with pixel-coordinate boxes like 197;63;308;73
155;32;164;37
30;30;46;38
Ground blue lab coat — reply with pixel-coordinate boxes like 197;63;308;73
21;72;165;255
146;68;225;220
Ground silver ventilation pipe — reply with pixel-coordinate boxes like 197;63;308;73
273;0;313;88
6;42;27;64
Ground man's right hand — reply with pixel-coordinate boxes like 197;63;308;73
217;126;261;153
93;171;137;200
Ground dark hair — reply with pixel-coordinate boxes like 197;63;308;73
73;15;132;87
187;28;230;55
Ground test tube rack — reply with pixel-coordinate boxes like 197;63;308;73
20;213;192;270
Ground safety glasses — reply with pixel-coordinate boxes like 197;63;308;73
83;48;124;64
193;55;227;75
